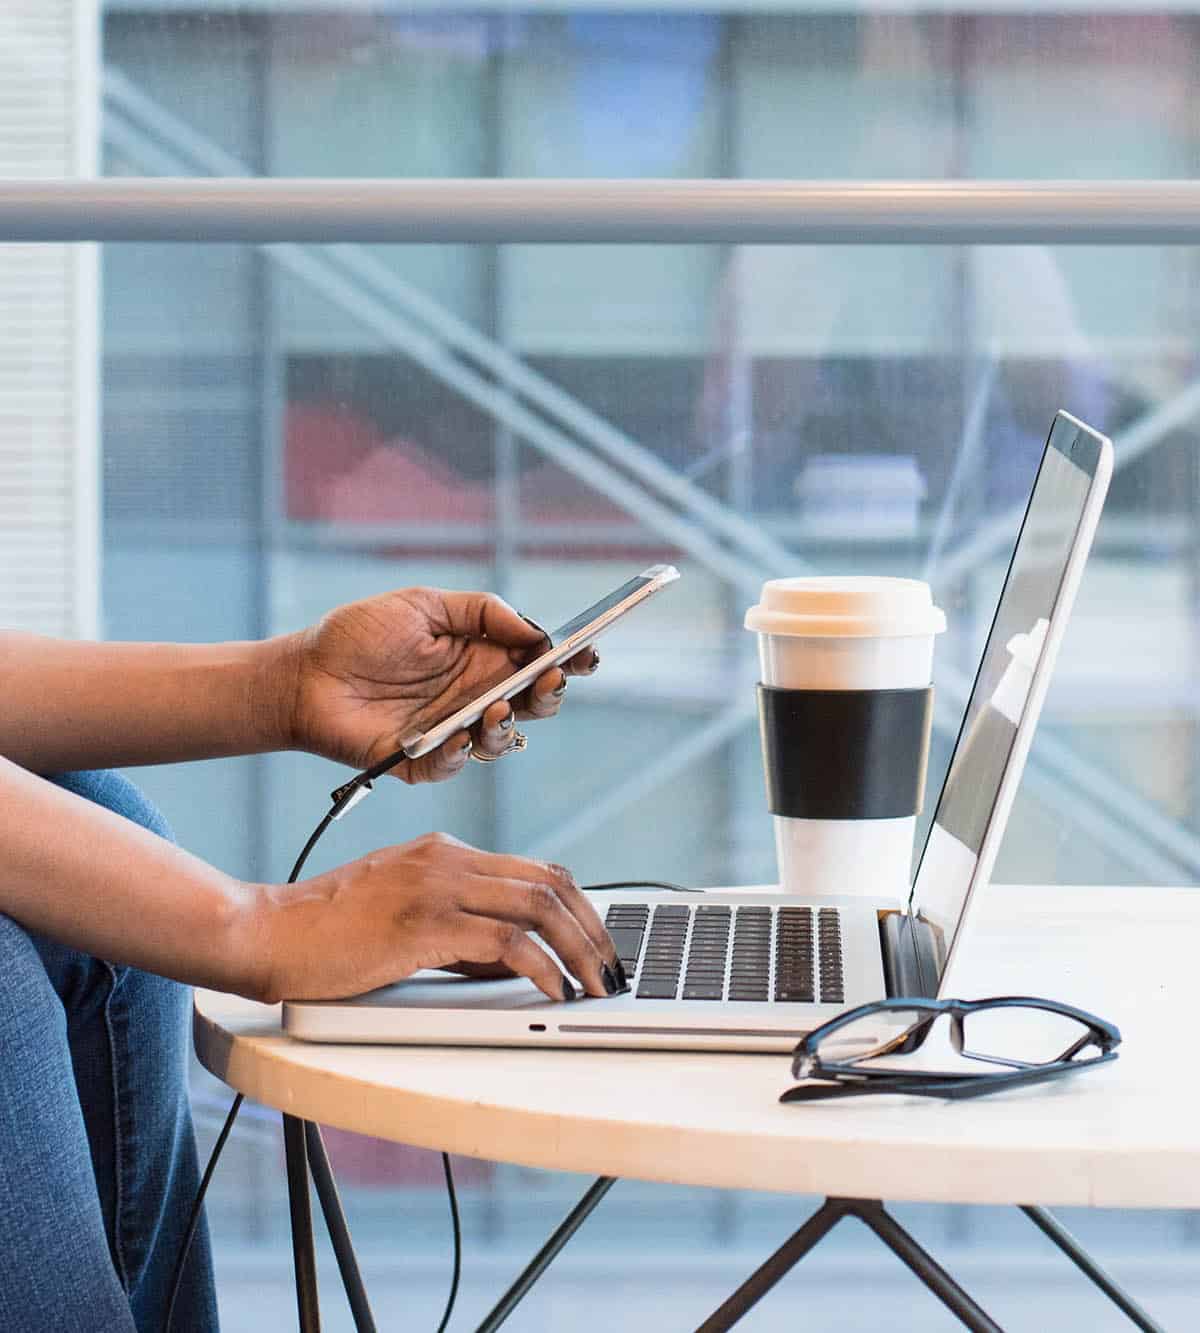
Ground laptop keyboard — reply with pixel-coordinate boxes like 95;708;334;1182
605;902;844;1004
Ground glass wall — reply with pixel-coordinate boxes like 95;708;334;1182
92;5;1200;1328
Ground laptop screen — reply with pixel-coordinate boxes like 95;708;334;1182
908;413;1106;982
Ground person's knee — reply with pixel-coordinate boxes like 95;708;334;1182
0;913;67;1041
43;769;175;844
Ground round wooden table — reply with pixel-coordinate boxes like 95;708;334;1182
195;885;1198;1332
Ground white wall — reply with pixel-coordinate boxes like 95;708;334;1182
0;1;100;638
0;1;99;638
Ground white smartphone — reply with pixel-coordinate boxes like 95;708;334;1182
398;563;681;759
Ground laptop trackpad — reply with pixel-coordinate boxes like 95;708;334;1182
329;972;555;1012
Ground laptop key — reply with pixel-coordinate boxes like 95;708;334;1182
637;981;680;999
607;926;646;960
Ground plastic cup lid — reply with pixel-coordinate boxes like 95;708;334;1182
744;576;947;638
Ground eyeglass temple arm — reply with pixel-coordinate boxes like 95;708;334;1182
782;1052;1118;1104
781;1072;981;1103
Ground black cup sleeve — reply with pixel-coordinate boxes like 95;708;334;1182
757;684;933;821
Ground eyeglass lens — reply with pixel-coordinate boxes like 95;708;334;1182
811;1004;1096;1072
811;1008;934;1067
957;1006;1095;1066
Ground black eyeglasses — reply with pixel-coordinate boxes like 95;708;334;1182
781;996;1121;1104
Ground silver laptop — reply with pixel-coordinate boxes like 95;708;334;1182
285;412;1112;1052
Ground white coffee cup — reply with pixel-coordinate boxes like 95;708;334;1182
745;577;946;898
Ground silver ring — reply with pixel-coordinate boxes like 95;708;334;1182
470;729;528;763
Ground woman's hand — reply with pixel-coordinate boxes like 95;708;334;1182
275;587;599;783
252;832;623;1004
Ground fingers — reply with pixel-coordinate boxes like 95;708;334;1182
511;667;567;721
540;869;624;975
392;732;473;785
514;646;598;719
451;852;622;988
471;699;522;759
436;590;547;653
562;645;600;678
485;854;617;973
450;914;577;1004
458;873;616;998
438;960;518;980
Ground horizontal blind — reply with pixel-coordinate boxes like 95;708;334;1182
0;1;98;638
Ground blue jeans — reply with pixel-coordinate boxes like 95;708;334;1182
0;770;218;1332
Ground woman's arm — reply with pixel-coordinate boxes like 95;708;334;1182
0;755;620;1003
0;753;263;994
0;586;596;778
0;632;289;772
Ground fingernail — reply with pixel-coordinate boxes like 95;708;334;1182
561;975;576;1003
601;962;619;996
612;958;628;990
552;677;567;698
588;649;600;673
458;736;472;754
499;711;514;731
519;613;550;641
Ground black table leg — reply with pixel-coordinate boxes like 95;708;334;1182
694;1196;846;1332
282;1115;322;1332
694;1196;1003;1333
474;1176;616;1332
273;1139;1164;1333
1020;1205;1166;1333
853;1200;1004;1333
305;1122;377;1333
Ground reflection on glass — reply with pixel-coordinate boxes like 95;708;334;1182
912;431;1094;962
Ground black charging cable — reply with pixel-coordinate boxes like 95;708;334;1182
166;774;376;1329
165;759;691;1331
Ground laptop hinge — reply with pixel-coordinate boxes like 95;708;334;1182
879;911;941;999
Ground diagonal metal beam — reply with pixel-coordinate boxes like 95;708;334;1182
105;67;799;582
105;104;769;596
268;242;769;596
324;244;796;575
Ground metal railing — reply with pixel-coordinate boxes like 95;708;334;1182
7;177;1200;243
